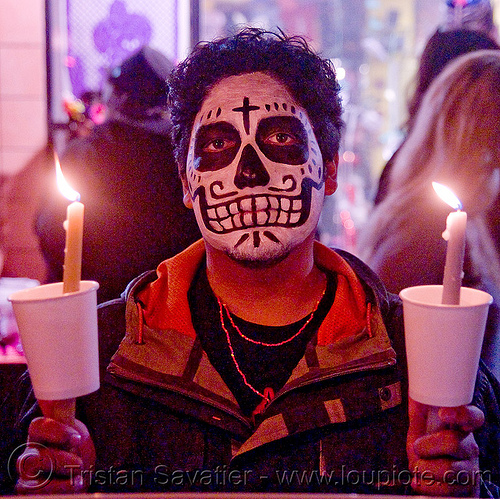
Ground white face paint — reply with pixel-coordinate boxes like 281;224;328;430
185;72;325;264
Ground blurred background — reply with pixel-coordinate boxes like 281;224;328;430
1;0;499;266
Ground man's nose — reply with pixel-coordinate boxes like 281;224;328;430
234;144;270;189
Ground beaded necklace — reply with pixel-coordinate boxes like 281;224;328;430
216;290;325;403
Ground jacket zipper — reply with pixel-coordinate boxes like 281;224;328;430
268;351;397;409
110;349;396;430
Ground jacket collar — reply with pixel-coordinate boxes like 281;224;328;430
109;240;398;439
137;239;370;346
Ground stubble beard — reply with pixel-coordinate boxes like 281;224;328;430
223;235;292;269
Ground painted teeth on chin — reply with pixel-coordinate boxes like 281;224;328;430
210;220;224;232
255;197;268;210
243;212;253;226
240;198;253;211
277;211;288;224
233;215;243;228
217;205;229;218
256;211;267;225
270;197;279;209
206;195;303;232
268;210;278;224
220;217;233;230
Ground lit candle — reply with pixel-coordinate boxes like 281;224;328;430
55;155;84;294
432;182;467;305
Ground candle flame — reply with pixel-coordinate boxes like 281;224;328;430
432;182;463;211
55;154;80;202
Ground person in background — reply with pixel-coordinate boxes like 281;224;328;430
373;27;500;206
12;29;500;496
0;145;54;283
443;0;498;42
359;50;500;378
444;0;500;258
35;46;200;303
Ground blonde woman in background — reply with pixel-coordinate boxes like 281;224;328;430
359;49;500;378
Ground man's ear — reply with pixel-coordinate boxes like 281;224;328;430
181;176;193;209
324;153;339;196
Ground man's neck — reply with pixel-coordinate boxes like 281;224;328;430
205;237;327;326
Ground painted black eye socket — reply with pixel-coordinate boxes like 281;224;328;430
194;122;241;171
256;116;309;165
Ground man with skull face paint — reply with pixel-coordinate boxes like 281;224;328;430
13;29;500;496
184;72;329;266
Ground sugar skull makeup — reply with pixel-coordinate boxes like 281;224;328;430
185;72;326;263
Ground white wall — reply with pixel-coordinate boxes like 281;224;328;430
0;0;47;179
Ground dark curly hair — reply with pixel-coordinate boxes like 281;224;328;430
168;28;343;178
407;28;499;130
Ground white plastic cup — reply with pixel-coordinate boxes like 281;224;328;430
400;285;492;407
8;281;100;400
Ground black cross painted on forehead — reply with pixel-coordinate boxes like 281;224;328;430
232;97;260;135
